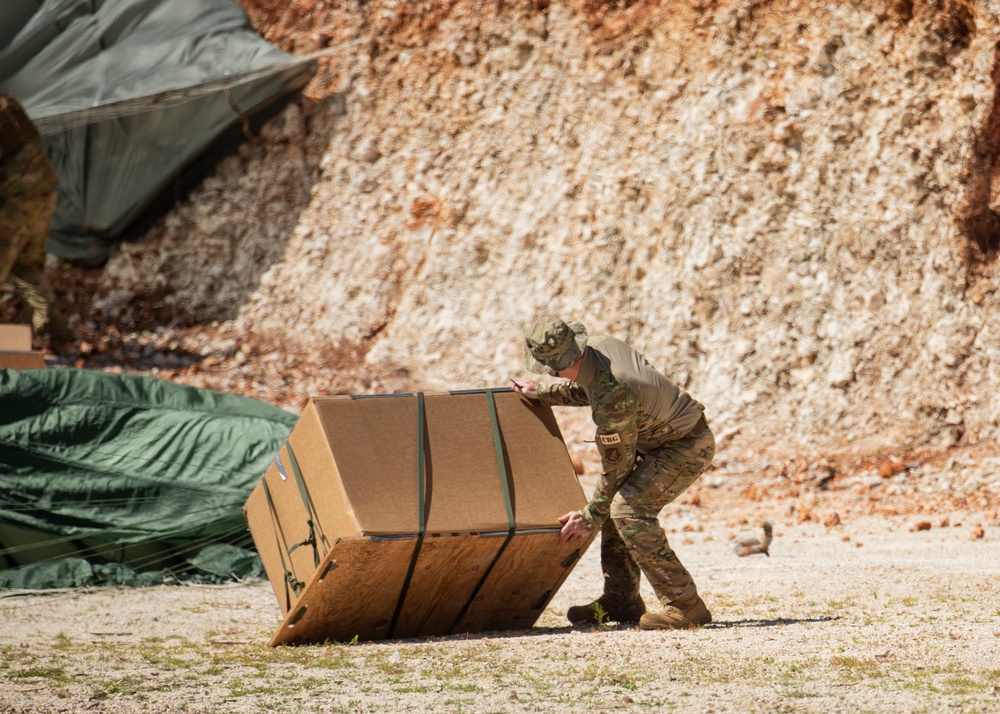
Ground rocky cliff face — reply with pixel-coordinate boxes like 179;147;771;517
97;0;1000;456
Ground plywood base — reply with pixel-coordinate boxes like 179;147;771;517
452;531;586;633
269;530;591;646
0;351;45;370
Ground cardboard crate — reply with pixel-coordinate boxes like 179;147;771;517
244;389;594;645
0;324;44;370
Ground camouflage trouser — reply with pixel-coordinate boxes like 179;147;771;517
601;425;715;606
0;191;64;343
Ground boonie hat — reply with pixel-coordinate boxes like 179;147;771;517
523;316;588;374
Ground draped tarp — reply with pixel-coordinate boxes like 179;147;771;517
0;0;317;265
0;368;298;588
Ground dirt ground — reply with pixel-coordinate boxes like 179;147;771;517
2;473;998;714
3;268;1000;711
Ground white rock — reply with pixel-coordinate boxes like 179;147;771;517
827;351;857;389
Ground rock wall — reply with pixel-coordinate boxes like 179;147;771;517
98;0;1000;455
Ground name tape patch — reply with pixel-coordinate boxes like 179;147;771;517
598;433;622;445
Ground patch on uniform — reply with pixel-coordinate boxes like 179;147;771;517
598;433;622;445
604;447;623;464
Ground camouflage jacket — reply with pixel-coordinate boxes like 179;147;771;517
0;93;59;197
538;335;705;528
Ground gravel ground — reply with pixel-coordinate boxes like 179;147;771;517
2;487;998;714
5;265;998;713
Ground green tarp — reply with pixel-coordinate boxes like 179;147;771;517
0;368;298;588
0;0;317;265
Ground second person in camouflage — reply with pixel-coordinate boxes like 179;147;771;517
515;316;716;630
0;92;70;350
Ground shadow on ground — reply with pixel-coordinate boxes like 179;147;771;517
706;616;841;628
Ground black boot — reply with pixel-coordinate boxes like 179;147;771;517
567;595;646;625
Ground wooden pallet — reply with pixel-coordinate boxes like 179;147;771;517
269;530;588;646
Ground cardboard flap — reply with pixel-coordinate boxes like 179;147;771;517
271;391;586;537
494;391;588;528
285;402;359;539
312;396;421;535
422;392;510;533
0;324;32;351
306;391;585;535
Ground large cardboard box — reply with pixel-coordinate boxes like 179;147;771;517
244;389;594;645
0;324;44;370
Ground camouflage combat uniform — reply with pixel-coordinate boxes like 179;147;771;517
0;93;67;348
531;326;715;608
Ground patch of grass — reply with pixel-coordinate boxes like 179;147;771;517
206;641;359;675
592;601;611;627
99;675;145;696
779;687;823;700
442;697;478;712
226;678;252;698
613;673;639;691
709;594;740;610
223;676;286;698
901;664;999;695
940;675;987;694
8;665;74;684
139;649;196;670
826;597;856;611
830;656;886;682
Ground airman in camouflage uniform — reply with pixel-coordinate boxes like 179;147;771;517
516;316;715;630
0;92;70;350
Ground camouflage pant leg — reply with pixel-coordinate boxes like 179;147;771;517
0;197;35;282
605;428;716;606
598;518;643;602
0;192;63;340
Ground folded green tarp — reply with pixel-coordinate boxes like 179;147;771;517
0;0;317;265
0;368;298;588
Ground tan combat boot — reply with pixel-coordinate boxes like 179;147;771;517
567;595;646;625
638;594;712;630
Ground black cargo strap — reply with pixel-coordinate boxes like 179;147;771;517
286;519;319;568
260;478;302;611
448;388;516;634
388;392;427;638
487;388;516;535
280;441;327;567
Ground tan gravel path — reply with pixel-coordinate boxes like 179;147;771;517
2;507;998;714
